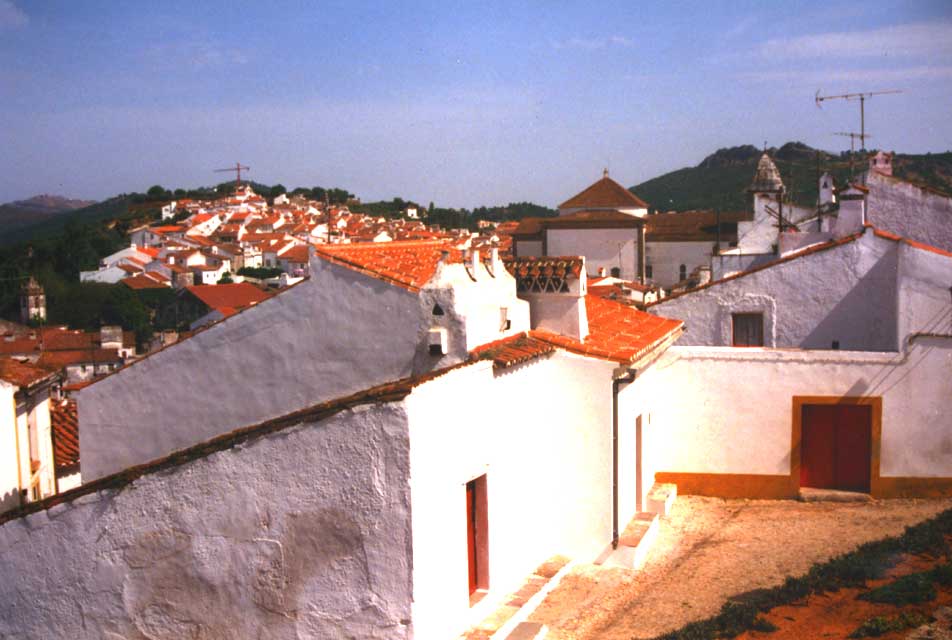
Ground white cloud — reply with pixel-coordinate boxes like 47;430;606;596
553;35;633;50
756;22;952;60
0;0;27;29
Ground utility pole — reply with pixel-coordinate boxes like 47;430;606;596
834;132;871;179
214;162;250;190
815;89;901;151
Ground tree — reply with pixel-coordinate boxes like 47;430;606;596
218;272;234;284
270;184;287;198
147;185;170;200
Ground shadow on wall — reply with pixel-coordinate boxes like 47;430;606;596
0;489;22;515
802;250;899;351
105;509;399;638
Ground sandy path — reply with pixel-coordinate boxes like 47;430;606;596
527;496;952;639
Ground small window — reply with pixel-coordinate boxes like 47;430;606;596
645;264;653;279
679;264;687;281
732;313;764;347
432;303;445;316
610;267;621;278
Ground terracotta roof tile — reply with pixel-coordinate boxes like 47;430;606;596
313;240;465;291
37;348;122;368
0;358;57;388
470;333;556;369
559;176;649;210
184;283;272;314
50;399;79;469
531;295;682;364
121;274;169;290
503;256;583;293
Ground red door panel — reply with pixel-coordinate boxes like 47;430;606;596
834;405;872;492
801;405;836;488
466;481;477;594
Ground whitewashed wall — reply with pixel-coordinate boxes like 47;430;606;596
0;382;18;512
654;339;952;479
547;228;640;280
644;240;714;287
651;229;899;350
405;353;618;639
0;402;414;639
866;170;952;253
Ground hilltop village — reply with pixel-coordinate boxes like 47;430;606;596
0;151;951;638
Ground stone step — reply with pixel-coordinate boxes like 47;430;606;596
646;482;677;516
596;511;659;570
799;487;872;503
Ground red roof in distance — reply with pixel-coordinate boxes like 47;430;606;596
184;283;272;314
559;175;649;210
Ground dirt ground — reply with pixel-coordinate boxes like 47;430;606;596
527;496;952;639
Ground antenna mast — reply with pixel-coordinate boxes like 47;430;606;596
815;89;901;151
834;132;871;179
214;162;250;190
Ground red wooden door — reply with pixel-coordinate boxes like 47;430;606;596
466;480;477;594
800;404;871;492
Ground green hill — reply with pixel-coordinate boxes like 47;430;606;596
632;142;952;213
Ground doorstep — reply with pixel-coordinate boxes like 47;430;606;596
799;487;873;503
459;556;572;640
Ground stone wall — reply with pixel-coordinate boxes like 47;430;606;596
0;401;413;639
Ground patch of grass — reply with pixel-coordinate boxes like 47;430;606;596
859;572;937;606
650;507;952;640
849;611;930;638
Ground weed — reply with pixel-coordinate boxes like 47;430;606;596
859;571;937;606
849;611;929;638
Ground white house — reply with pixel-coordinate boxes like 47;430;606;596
0;360;58;513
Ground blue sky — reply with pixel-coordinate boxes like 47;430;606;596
1;1;951;208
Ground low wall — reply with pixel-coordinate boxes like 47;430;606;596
654;337;952;498
0;401;413;639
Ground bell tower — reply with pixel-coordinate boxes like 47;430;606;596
20;276;46;325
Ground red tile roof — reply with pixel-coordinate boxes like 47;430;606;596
122;274;170;290
50;399;79;469
184;283;272;314
470;333;556;369
313;240;464;291
40;328;94;351
0;358;57;388
531;295;683;364
504;256;583;293
0;337;40;356
37;348;122;368
559;176;649;210
280;245;310;263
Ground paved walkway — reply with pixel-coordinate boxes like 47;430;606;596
526;496;952;639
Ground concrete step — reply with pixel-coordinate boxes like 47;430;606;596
646;482;677;516
596;511;659;570
799;487;872;503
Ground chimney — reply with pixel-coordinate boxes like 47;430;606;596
598;267;607;278
470;248;480;274
834;185;867;237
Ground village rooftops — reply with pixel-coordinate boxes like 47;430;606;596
51;398;79;470
559;173;650;210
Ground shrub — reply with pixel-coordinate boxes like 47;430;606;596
850;611;929;638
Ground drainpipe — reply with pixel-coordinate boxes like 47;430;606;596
611;369;638;549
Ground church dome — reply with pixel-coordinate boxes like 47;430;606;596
748;153;784;193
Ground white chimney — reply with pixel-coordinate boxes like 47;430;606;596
834;186;867;237
470;248;480;274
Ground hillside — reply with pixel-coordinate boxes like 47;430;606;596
632;142;952;213
0;194;97;238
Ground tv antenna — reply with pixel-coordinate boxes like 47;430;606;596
214;162;250;189
815;89;901;151
834;132;871;179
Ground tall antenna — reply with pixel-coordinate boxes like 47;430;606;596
834;132;872;179
815;89;901;151
214;162;250;190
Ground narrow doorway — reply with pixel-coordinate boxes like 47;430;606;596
635;415;643;512
800;404;872;492
466;475;488;598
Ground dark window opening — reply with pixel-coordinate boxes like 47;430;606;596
432;303;444;316
679;264;687;281
732;313;764;347
610;267;620;278
645;264;653;279
832;340;840;350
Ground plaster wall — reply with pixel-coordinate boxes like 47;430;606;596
865;170;952;253
644;241;714;287
0;382;18;512
514;240;543;258
654;339;952;479
79;265;128;284
80;257;432;481
0;402;414;639
15;390;55;500
652;230;899;350
522;294;589;341
896;242;952;341
405;353;616;639
547;228;639;280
